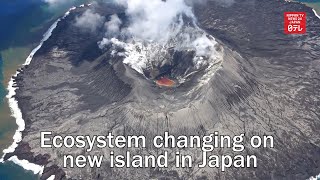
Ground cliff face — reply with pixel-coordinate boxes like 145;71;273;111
5;0;320;180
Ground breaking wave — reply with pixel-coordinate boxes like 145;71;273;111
0;5;78;178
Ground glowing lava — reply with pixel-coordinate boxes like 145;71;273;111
155;77;175;87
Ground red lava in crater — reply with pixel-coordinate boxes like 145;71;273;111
156;77;175;87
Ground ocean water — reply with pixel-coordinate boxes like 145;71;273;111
0;161;37;180
0;3;41;175
296;0;320;12
0;1;89;179
0;1;53;179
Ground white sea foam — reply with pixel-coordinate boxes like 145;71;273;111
313;9;320;19
0;5;77;179
8;156;44;174
308;174;320;180
0;16;61;164
47;175;56;180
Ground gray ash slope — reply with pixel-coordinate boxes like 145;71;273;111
5;0;320;180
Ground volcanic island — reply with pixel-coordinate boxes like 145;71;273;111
3;0;320;180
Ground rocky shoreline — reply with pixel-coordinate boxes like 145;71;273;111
3;0;320;180
1;6;79;179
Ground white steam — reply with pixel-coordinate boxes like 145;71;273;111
123;0;193;42
99;0;222;80
74;9;105;32
105;14;122;36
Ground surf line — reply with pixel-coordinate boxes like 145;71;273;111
0;6;77;176
313;9;320;19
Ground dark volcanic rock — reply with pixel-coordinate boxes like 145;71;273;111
4;142;50;166
192;0;320;179
41;165;66;180
6;1;320;180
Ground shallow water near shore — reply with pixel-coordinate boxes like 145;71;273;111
0;161;38;180
296;1;320;12
0;1;89;179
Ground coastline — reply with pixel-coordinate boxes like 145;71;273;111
47;175;55;180
313;9;320;19
309;174;320;180
0;6;77;177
